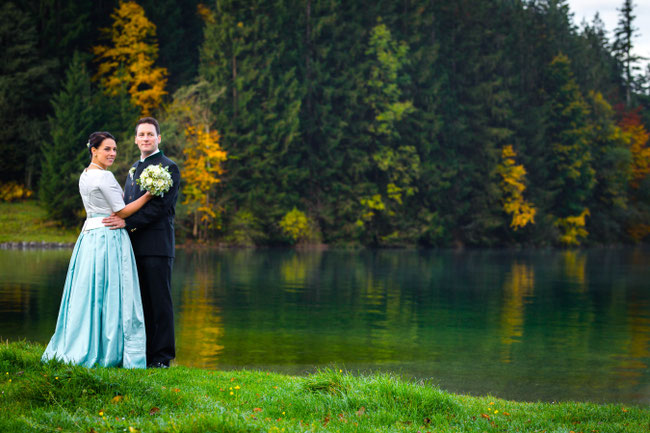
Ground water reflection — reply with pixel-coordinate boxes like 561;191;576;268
1;248;649;404
175;252;225;368
499;262;534;363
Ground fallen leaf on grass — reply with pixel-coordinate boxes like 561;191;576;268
149;407;160;415
111;395;123;404
481;414;491;420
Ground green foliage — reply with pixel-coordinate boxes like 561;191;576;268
585;91;632;242
199;0;306;235
5;0;650;246
224;209;265;247
541;54;595;244
39;53;103;226
0;3;55;186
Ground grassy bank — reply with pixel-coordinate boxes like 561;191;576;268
1;341;647;433
0;201;78;244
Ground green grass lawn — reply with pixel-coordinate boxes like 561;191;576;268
0;201;78;244
1;341;648;433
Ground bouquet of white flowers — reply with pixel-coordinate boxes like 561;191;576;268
136;163;173;197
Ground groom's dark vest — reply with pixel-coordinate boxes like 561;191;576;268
124;151;180;257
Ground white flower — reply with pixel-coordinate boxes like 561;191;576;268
135;163;173;197
129;167;136;180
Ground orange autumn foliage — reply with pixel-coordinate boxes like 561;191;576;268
619;109;650;241
619;109;650;189
93;1;167;116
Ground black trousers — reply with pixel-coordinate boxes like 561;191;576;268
136;255;175;365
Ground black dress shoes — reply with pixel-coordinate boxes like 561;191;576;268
147;361;169;369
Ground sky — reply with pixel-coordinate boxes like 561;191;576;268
568;0;650;72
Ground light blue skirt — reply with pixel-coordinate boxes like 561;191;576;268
42;223;146;368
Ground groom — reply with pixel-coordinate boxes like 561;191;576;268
103;117;180;368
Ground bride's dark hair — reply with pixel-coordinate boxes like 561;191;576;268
87;131;116;160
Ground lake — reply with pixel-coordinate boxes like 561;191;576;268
1;247;649;405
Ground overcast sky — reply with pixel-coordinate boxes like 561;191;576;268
568;0;650;71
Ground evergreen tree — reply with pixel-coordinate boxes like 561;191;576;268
431;0;515;246
585;91;632;242
393;0;445;246
541;54;595;245
40;53;102;225
613;0;643;107
0;2;55;186
139;0;202;91
574;14;621;99
199;0;306;242
297;0;371;244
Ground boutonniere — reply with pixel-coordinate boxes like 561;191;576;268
129;167;136;180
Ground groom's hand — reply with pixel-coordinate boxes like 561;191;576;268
102;215;126;230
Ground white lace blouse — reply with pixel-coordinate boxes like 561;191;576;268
79;169;126;217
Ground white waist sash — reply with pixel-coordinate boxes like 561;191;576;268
81;216;107;232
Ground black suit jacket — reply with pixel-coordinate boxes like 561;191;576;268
124;151;180;258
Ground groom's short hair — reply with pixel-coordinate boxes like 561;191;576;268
135;117;160;136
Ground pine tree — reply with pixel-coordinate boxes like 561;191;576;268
574;14;621;98
40;53;101;225
585;91;632;242
199;0;306;242
613;0;643;107
297;0;371;244
0;2;55;186
431;0;515;246
541;54;595;245
394;0;445;246
93;0;168;116
138;0;202;91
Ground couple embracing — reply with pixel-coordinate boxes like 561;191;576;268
42;117;180;369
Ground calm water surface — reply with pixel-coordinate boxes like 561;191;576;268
1;248;649;405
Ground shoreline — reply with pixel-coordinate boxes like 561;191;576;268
0;241;75;250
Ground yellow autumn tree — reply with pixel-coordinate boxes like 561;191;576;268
554;209;590;247
497;145;536;230
166;78;227;240
182;125;227;240
93;0;167;115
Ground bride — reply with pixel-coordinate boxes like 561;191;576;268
42;131;152;368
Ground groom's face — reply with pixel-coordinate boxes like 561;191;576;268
135;123;161;157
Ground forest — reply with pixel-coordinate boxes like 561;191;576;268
1;0;649;247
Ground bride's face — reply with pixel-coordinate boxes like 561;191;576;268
92;138;117;169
